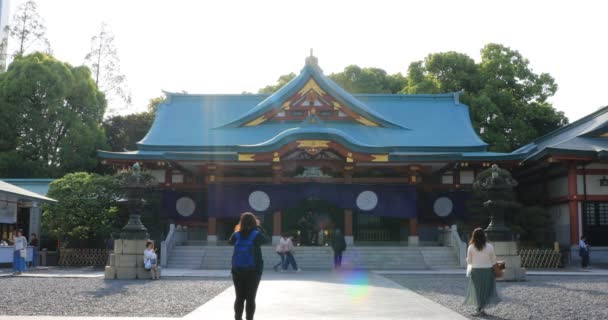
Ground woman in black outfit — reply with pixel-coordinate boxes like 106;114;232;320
228;212;269;320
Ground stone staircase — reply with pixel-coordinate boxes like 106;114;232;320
166;245;460;270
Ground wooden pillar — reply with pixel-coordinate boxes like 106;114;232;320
272;211;282;245
408;218;419;246
344;209;354;245
568;162;579;245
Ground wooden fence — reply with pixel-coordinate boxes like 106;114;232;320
519;248;562;269
58;248;109;267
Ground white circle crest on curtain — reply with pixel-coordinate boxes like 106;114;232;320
433;197;453;217
248;190;270;212
356;191;378;211
176;197;196;217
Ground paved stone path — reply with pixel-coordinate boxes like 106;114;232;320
184;271;468;320
0;270;467;320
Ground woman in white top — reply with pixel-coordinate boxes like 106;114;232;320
12;229;28;275
143;241;159;280
463;228;500;316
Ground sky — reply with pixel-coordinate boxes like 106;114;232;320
5;0;608;121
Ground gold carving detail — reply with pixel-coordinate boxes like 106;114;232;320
238;154;255;161
355;116;379;127
298;78;326;95
244;115;266;127
346;152;354;163
371;154;389;162
273;152;280;163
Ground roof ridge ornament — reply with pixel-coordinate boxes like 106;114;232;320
305;48;318;67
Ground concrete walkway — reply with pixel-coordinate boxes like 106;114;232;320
185;271;468;320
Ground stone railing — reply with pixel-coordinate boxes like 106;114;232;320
449;225;467;268
160;224;186;267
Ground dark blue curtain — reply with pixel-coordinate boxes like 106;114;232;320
162;191;206;221
207;183;417;218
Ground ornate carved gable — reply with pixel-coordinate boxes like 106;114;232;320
244;78;380;127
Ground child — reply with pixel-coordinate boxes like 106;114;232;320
143;241;160;280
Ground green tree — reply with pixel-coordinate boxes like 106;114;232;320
329;65;406;94
258;73;296;94
259;66;406;94
0;52;107;178
42;172;121;243
102;96;163;152
146;95;166;114
103;112;155;152
404;44;567;152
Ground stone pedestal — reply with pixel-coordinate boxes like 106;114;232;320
493;241;526;281
408;236;419;247
105;239;152;280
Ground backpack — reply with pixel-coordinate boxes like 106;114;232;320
232;230;259;269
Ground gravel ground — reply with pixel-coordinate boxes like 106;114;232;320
386;274;608;320
0;277;231;317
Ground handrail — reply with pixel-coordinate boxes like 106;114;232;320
450;225;467;268
160;224;176;267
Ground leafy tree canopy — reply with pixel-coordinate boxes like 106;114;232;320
404;44;567;152
42;172;121;242
103;112;155;152
0;52;107;178
102;96;164;152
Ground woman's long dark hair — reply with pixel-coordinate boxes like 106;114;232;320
469;228;487;251
234;212;259;236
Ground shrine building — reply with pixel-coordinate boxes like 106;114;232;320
99;55;608;264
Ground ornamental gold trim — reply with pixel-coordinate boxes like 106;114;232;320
371;154;389;162
296;140;330;149
298;78;326;95
238;154;255;161
244;115;267;127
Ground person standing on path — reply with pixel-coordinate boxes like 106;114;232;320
464;228;500;317
12;229;27;275
579;236;590;269
144;241;160;280
229;212;269;320
331;228;347;269
29;233;38;267
282;234;301;272
273;233;288;272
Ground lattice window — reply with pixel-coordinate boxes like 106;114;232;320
585;203;597;226
599;203;608;225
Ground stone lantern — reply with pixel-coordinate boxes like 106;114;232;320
105;163;156;280
473;164;526;281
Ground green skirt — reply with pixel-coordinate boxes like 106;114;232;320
464;268;500;309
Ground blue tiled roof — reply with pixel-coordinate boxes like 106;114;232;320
100;56;518;161
515;106;608;161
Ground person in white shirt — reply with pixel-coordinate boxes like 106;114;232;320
12;229;28;275
463;228;500;316
143;241;159;280
282;235;301;272
273;234;288;272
